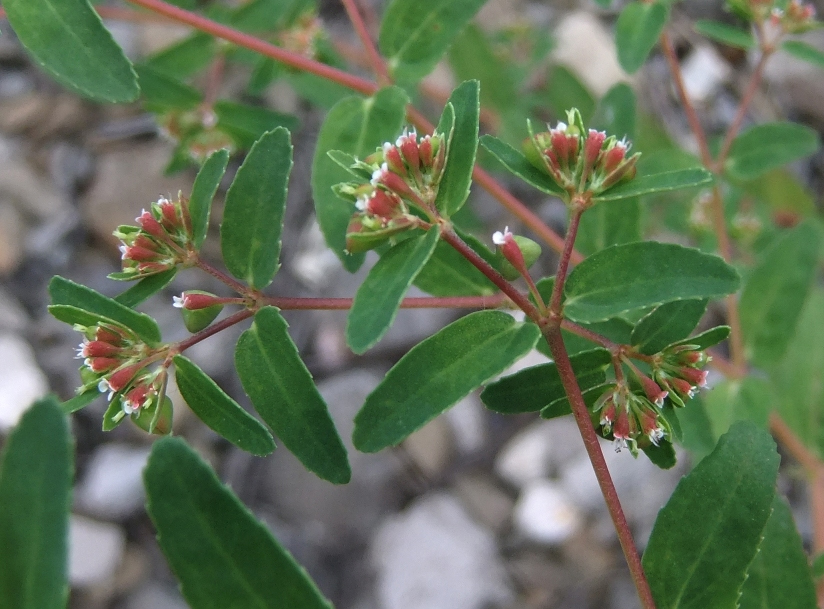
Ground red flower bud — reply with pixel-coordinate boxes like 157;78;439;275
603;144;627;174
493;227;528;278
419;136;433;167
399;135;420;174
584;130;606;167
123;245;161;262
136;210;165;238
384;146;407;176
367;189;401;218
679;367;708;387
638;373;668;406
613;407;631;440
82;341;120;359
89;357;119;373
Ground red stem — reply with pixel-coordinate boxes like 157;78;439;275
339;0;390;84
561;320;620;351
549;208;583;315
262;294;509;310
194;258;251;296
173;308;254;353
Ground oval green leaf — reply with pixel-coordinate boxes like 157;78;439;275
631;299;708;355
694;20;755;49
213;101;299;151
739;220;821;366
782;39;824;68
353;311;541;452
592;82;637;141
113;269;177;308
311;86;409;272
726;121;821;181
136;64;202;111
576;197;641;255
379;0;488;82
593;167;713;202
479;134;565;196
4;0;138;103
413;237;498;296
144;437;333;609
642;422;780;609
615;1;669;74
0;398;72;609
563;242;740;322
703;378;772;442
221;128;293;289
190;149;230;250
173;355;275;457
347;227;440;354
434;81;480;216
235;307;351;484
49;276;162;345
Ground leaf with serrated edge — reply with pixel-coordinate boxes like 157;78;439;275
631;299;708;355
235;307;350;484
311;87;409;272
144;437;333;609
434;81;479;216
353;311;540;452
190;149;229;250
563;242;740;323
173;356;275;456
114;269;177;308
49;276;162;345
4;0;138;103
642;422;779;609
479;134;564;195
0;399;71;609
616;1;669;74
221;128;292;289
347;227;440;354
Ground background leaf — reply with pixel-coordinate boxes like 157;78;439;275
694;20;754;49
615;1;669;74
642;422;779;609
413;236;497;296
738;496;817;609
311;87;409;272
434;81;480;216
593;167;713;202
631;299;708;355
782;40;824;68
0;399;72;609
353;311;540;452
575;197;641;255
563;242;740;322
725;122;821;181
4;0;139;102
592;82;637;141
235;307;351;484
703;378;772;442
144;33;217;80
221;128;292;289
144;437;333;609
214;101;299;150
379;0;488;82
173;355;275;456
49;276;162;345
347;227;440;354
189;150;230;250
739;221;821;366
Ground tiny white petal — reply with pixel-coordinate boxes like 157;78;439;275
492;231;506;245
172;295;185;308
355;196;369;211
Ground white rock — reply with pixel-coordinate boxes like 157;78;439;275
0;203;24;275
495;423;554;488
0;288;27;333
69;515;126;587
444;394;486;454
513;480;581;545
0;334;49;431
125;583;188;609
680;45;732;104
76;444;151;520
372;493;513;609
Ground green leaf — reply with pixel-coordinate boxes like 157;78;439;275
643;440;677;469
214;101;299;150
379;0;488;82
726;122;821;181
677;396;717;462
782;39;824;68
739;221;821;366
353;311;540;452
413;238;497;296
642;422;780;609
593;167;713;202
434;81;479;216
49;276;162;345
448;24;517;114
61;388;102;414
4;0;138;103
772;289;824;459
480;349;611;414
615;1;669;74
540;385;609;420
173;355;275;457
113;269;177;308
592;82;637;141
0;398;71;609
347;227;440;354
812;552;824;578
235;307;351;484
144;437;333;609
221;128;292;289
670;325;730;351
738;496;817;609
144;33;217;80
704;378;772;442
311;87;409;272
479;135;564;196
563;242;740;322
631;299;708;355
575;197;641;256
694;20;755;49
544;66;596;124
190;149;230;250
136;64;202;110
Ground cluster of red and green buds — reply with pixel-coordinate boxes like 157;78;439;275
111;194;194;280
74;321;172;433
333;127;449;253
594;381;672;456
728;0;818;34
523;109;639;200
650;343;711;407
158;108;236;164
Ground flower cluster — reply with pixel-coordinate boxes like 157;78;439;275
595;382;672;456
75;321;168;426
524;109;639;199
334;128;449;253
651;343;710;407
111;195;194;280
159;108;237;164
729;0;818;33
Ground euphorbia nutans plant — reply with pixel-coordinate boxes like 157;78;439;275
1;0;823;608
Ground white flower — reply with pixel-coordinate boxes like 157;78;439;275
648;427;666;446
492;226;511;246
172;294;185;308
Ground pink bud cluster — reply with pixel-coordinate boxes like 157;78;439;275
651;344;710;408
529;109;639;198
729;0;817;34
75;322;166;423
112;195;193;280
159;109;236;164
595;383;670;456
